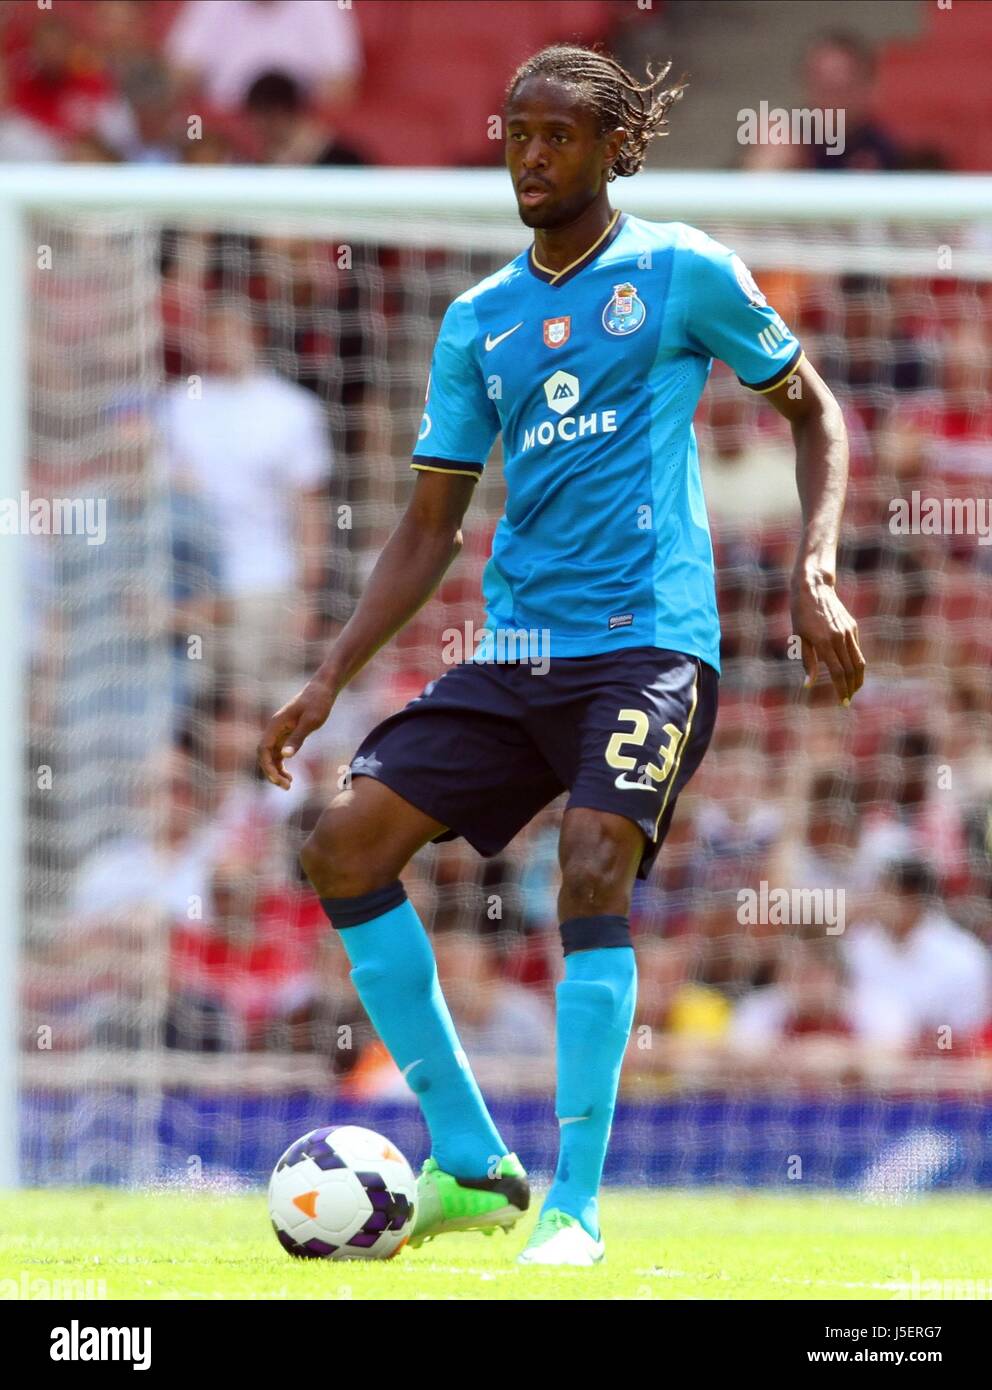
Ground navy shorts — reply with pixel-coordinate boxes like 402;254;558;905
348;647;718;879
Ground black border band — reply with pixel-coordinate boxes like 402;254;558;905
411;456;484;479
559;915;632;955
739;343;804;393
320;881;408;930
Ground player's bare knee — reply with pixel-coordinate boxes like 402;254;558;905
299;834;393;898
298;833;334;893
559;859;626;915
559;835;630;912
299;802;397;899
558;813;641;917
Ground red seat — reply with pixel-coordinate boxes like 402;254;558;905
877;13;992;171
338;0;624;167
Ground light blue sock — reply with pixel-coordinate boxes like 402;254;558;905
323;889;507;1177
545;938;637;1240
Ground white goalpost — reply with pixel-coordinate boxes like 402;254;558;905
3;165;992;1191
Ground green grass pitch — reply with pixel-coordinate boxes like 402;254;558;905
1;1189;989;1300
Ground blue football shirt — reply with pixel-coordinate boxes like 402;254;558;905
411;212;803;673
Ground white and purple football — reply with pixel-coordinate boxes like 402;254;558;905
269;1124;417;1260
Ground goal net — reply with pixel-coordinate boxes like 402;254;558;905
11;169;992;1194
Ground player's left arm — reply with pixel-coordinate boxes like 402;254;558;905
763;356;865;704
684;232;866;704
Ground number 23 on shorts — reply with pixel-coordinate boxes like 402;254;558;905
605;709;685;792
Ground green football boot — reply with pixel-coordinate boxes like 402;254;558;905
408;1153;530;1247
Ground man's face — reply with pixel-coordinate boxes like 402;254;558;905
874;884;921;939
204;309;256;376
505;76;622;230
249;106;296;158
148;751;199;840
804;42;870;123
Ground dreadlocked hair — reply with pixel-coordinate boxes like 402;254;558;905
506;45;687;180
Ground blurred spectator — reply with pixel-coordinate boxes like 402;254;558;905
65;130;124;164
0;13;137;161
169;479;223;716
881;319;992;491
937;678;992;909
775;769;866;896
855;728;970;894
88;1;156;91
697;363;799;529
243;69;365;166
196;687;314;840
690;720;784;896
159;225;378;483
734;30;902;175
433;924;554;1065
160;298;332;707
26;747;220;1049
70;2;173;162
120;59;185;163
842;859;992;1048
72;746;221;924
166;0;361;113
166;849;328;1051
849;550;946;742
180;126;233;165
729;939;905;1047
817;275;934;422
803;31;903;172
636;936;731;1041
736;138;798;174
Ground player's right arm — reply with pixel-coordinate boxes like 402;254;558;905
258;470;477;789
259;294;498;789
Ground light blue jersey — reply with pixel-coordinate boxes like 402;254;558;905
412;212;803;673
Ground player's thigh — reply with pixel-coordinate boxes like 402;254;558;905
300;775;446;896
343;661;565;862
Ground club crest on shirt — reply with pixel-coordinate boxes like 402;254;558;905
732;254;767;307
543;315;571;348
602;282;646;336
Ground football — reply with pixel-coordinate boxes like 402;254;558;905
268;1125;417;1260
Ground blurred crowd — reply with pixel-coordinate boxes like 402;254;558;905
0;0;364;166
14;3;992;1097
0;3;984;174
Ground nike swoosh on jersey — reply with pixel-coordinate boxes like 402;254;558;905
484;322;523;351
613;773;658;792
